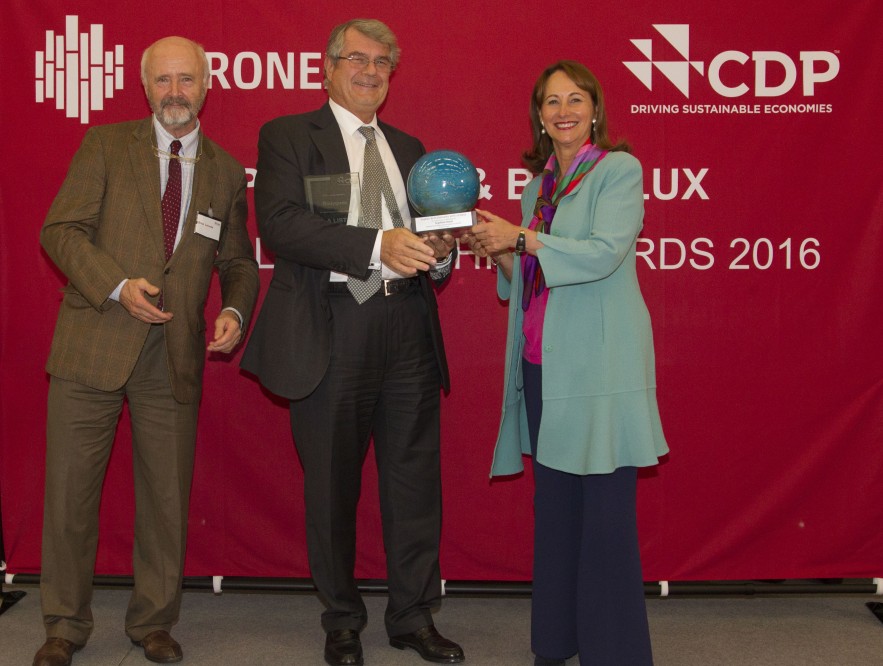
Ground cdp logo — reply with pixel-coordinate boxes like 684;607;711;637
624;24;839;98
35;15;124;123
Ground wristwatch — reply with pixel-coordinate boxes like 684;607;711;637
514;230;526;254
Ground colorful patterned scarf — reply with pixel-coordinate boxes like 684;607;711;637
521;140;608;310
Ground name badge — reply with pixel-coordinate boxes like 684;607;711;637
195;211;222;241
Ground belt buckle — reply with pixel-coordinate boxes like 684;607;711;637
382;279;393;297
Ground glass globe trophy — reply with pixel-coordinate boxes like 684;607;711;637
407;150;480;234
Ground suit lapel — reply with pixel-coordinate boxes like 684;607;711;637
130;118;165;262
173;134;217;262
131;120;219;266
382;123;421;219
384;128;408;171
309;103;352;175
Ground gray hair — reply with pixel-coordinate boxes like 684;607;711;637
326;19;400;68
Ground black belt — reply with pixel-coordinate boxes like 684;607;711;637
327;276;419;297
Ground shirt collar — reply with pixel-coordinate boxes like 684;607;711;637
328;98;382;140
152;115;201;159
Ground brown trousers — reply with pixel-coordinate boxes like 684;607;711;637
40;324;199;645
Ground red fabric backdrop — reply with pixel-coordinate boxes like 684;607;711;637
2;0;882;583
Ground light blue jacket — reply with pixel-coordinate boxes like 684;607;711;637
490;151;668;476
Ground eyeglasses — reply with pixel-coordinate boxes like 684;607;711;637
153;140;203;165
334;53;394;72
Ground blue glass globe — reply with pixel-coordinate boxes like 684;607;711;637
407;150;480;216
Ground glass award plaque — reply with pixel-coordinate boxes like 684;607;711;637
305;172;361;225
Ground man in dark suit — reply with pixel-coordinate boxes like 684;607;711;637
34;36;259;666
240;18;463;666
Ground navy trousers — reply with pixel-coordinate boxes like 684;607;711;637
523;359;653;665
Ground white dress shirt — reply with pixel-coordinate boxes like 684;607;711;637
108;117;200;302
327;99;451;282
328;99;410;281
154;116;200;251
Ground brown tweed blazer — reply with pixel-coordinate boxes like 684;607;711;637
41;117;259;403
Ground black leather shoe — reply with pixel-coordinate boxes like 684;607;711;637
534;657;566;666
389;625;464;663
324;629;363;666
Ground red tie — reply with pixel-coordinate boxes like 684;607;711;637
161;140;183;261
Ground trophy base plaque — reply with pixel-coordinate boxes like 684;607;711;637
413;210;476;235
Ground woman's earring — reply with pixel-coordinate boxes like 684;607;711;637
540;124;546;135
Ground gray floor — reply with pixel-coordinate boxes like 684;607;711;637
2;584;882;665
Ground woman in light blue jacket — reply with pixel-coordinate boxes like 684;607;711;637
465;61;668;665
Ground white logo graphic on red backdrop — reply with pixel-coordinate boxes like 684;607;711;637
624;24;704;97
35;15;124;124
624;23;839;100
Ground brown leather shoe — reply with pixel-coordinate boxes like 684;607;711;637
389;625;465;663
33;637;82;666
131;630;183;663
